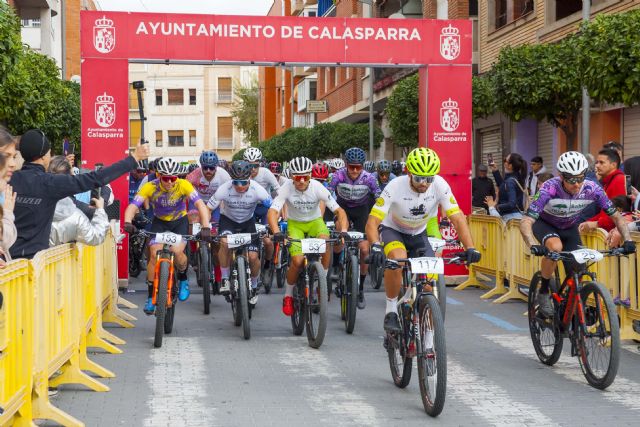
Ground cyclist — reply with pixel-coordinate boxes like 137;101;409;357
375;159;396;191
391;160;403;177
268;156;349;317
363;160;375;173
186;151;231;224
124;157;212;315
328;147;381;309
366;147;481;332
519;151;636;317
207;160;271;307
312;162;330;188
269;161;286;186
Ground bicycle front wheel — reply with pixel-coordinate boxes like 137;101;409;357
418;294;447;417
291;277;306;335
154;261;170;348
578;281;620;389
237;256;251;340
528;271;563;365
198;245;211;315
344;254;359;334
306;261;328;348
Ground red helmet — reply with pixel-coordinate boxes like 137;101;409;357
312;162;329;180
269;161;282;174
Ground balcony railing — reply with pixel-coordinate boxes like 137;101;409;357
217;137;234;149
216;91;233;103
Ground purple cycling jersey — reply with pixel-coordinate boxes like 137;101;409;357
526;177;616;229
328;168;381;208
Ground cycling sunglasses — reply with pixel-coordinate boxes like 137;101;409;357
232;179;249;186
249;163;260;169
411;174;435;184
160;175;178;183
202;166;217;172
561;174;585;184
292;174;311;182
347;164;363;172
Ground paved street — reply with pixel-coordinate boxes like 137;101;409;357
44;274;640;426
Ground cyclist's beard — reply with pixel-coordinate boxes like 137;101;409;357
203;171;215;181
410;179;428;193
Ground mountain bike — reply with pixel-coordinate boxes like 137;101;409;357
256;223;274;294
140;230;203;348
192;222;217;315
331;230;363;334
528;247;624;389
288;237;339;349
270;220;289;289
128;213;150;278
217;230;267;340
381;252;468;417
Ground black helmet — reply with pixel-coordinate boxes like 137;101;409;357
391;160;403;176
230;160;252;180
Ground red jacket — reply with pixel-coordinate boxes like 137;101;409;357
589;169;626;230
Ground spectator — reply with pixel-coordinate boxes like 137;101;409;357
584;153;599;184
525;156;547;197
47;156;110;246
579;148;626;233
0;154;17;265
604;140;624;172
9;129;149;259
489;152;528;221
0;127;19;181
472;164;495;214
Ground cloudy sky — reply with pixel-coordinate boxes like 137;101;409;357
95;0;274;15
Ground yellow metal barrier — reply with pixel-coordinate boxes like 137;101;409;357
0;231;134;426
455;215;503;292
0;260;34;427
619;231;640;340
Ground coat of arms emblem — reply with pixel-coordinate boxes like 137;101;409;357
95;92;116;128
440;98;459;132
94;16;116;54
440;24;460;61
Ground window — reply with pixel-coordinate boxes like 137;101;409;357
129;86;138;109
154;89;162;106
155;130;163;147
310;81;317;101
130;120;141;147
168;130;184;147
217;117;233;149
217;78;232;102
346;67;350;80
334;68;339;86
189;130;197;147
167;89;183;105
32;19;41;27
325;67;329;92
494;0;533;29
189;89;196;105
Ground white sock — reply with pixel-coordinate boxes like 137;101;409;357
386;297;398;314
251;276;258;289
285;284;295;297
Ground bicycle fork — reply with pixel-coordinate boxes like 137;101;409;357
153;253;175;307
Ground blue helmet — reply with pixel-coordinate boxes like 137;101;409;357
199;151;219;168
344;147;366;165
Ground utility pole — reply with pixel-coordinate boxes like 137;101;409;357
581;0;591;154
368;2;375;161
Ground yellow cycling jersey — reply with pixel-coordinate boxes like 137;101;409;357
132;179;201;222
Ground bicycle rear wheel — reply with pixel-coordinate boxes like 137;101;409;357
198;245;211;315
237;256;251;340
577;281;620;389
528;271;563;365
418;294;446;417
344;254;359;334
291;278;306;335
154;261;170;348
276;245;289;288
387;304;412;388
306;261;328;348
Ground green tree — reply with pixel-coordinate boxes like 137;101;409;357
232;148;246;161
492;40;583;150
472;72;497;120
230;77;259;145
385;73;419;148
577;9;640;107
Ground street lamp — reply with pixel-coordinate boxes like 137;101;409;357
581;1;591;154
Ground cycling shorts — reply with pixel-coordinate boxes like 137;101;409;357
344;203;370;233
532;219;581;274
380;225;435;258
219;214;259;252
253;203;269;225
149;216;189;246
287;217;330;257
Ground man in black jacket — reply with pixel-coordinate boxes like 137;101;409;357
472;164;495;214
9;129;150;259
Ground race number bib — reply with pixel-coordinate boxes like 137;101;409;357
347;231;364;240
156;232;182;246
255;223;267;233
409;257;444;275
428;237;446;252
571;249;603;264
326;221;335;229
227;233;252;248
301;238;326;254
192;223;202;235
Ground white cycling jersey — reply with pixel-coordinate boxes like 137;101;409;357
370;175;461;235
278;175;290;187
270;179;339;222
253;167;280;196
186;167;232;204
207;180;270;223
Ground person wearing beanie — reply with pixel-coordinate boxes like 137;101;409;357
9;129;150;259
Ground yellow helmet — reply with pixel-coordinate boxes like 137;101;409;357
406;148;440;176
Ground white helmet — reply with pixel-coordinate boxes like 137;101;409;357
332;158;345;169
282;168;291;179
557;151;588;176
289;156;313;175
156;157;180;175
243;147;263;162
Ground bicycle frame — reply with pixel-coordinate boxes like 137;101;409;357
153;247;176;307
551;264;597;335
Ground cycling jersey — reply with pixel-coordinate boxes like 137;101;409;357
207;180;271;223
526;177;616;229
132;179;201;222
186;167;231;204
370;175;461;235
278;175;290;187
253;167;280;196
270;179;340;222
328;169;380;208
